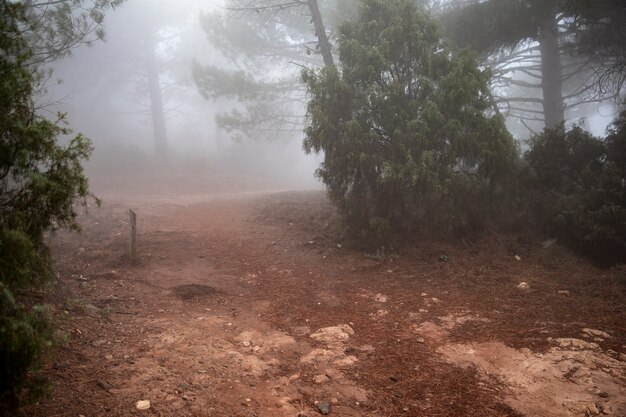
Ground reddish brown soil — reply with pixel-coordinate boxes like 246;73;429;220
23;177;625;417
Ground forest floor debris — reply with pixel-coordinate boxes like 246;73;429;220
24;178;625;417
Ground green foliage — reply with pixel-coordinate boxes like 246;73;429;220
524;119;626;265
303;0;515;243
0;280;53;411
194;0;360;141
563;0;626;97
440;0;554;55
22;0;125;67
1;0;95;411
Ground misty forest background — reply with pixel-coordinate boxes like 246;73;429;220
1;0;625;412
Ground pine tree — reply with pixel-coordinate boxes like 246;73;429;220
303;0;515;242
1;1;95;410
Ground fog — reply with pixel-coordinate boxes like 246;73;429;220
43;0;323;193
40;0;621;195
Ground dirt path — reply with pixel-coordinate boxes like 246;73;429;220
25;189;625;417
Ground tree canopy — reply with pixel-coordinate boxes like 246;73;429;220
303;0;516;242
193;0;359;140
440;0;626;135
1;1;96;410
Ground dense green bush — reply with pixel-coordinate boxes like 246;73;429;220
303;0;515;244
524;118;626;265
0;1;94;411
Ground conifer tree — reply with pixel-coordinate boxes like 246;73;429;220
303;0;515;242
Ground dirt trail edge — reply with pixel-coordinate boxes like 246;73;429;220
26;191;625;417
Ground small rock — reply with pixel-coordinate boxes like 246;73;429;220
514;255;522;261
563;401;600;416
581;328;612;339
330;398;339;405
416;338;425;344
316;400;331;415
325;369;343;380
373;309;388;318
313;374;329;384
135;400;150;411
242;341;251;347
403;407;409;412
96;379;113;391
374;293;388;303
517;282;530;290
298;413;308;417
276;397;292;408
557;290;570;296
104;353;113;360
596;391;609;398
554;338;599;350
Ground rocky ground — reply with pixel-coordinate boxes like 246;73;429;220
23;177;626;417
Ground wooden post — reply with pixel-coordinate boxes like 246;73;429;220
129;209;137;262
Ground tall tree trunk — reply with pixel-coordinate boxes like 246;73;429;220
145;35;168;159
308;0;334;67
538;14;564;129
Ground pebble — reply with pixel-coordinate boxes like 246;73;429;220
313;374;329;384
96;380;113;391
135;400;150;411
517;282;530;290
316;400;331;415
581;328;612;339
374;293;388;303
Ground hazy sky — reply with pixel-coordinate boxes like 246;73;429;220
44;0;323;189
